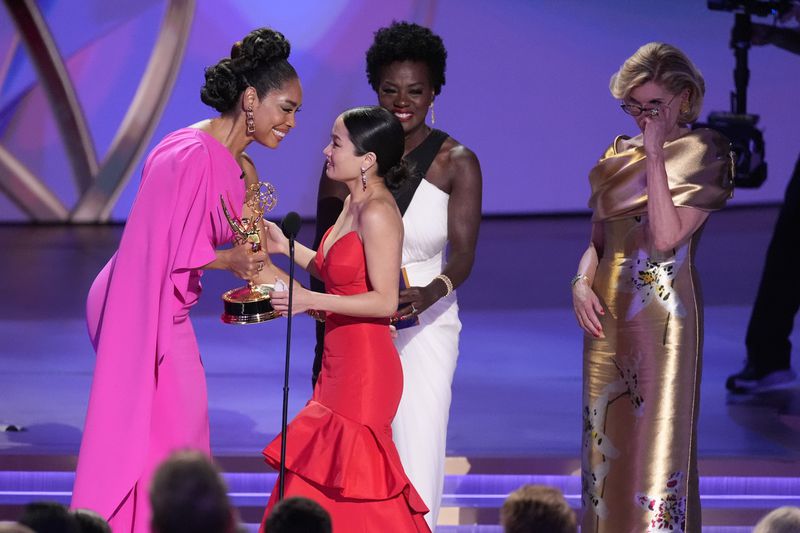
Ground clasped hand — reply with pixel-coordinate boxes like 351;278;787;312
225;243;268;282
641;103;671;156
394;285;438;322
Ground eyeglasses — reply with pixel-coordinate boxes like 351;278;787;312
620;94;678;117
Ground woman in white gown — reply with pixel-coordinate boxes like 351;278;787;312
310;22;482;529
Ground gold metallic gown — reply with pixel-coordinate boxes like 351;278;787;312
581;129;733;533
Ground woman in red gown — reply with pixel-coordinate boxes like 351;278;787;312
259;106;431;532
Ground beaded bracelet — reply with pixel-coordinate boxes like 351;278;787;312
434;274;454;297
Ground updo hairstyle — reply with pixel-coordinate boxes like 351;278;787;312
366;21;447;95
201;27;297;113
609;42;705;124
341;106;412;191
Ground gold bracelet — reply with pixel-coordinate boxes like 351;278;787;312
434;274;454;297
306;309;326;323
570;274;589;288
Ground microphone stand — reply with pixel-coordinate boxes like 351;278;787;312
279;234;295;500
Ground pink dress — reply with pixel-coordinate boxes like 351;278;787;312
71;129;244;533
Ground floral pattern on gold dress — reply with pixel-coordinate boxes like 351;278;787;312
582;128;733;533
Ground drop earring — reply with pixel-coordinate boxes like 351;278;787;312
246;104;255;135
429;102;435;125
361;168;367;191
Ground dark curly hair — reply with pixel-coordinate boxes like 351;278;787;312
365;21;447;95
201;27;298;113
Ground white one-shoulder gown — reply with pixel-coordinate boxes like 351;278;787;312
392;178;462;531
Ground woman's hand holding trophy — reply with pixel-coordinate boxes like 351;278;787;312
220;181;281;324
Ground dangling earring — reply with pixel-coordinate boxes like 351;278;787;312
246;104;255;135
361;168;367;191
680;100;690;116
429;102;435;125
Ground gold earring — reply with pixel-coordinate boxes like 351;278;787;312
429;102;435;125
361;168;367;191
680;100;690;115
246;104;255;135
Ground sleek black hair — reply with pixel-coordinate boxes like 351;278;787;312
341;106;412;191
201;27;298;113
265;497;332;533
366;21;447;95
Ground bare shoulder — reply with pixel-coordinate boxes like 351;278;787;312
438;136;480;172
359;194;402;232
439;137;482;195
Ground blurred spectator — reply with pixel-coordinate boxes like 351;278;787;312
70;510;110;533
0;522;35;533
149;450;235;533
17;502;79;533
753;506;800;533
264;497;331;533
500;484;576;533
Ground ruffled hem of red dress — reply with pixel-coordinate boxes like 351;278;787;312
262;400;429;515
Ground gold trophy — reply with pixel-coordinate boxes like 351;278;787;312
220;181;279;324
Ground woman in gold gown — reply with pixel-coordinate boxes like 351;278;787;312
571;43;734;533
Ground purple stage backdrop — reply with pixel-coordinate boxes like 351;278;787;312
1;0;799;222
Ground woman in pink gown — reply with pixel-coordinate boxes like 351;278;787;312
259;107;430;532
71;28;302;533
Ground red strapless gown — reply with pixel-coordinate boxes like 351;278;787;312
260;228;430;532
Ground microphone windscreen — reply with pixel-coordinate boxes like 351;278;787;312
281;212;302;239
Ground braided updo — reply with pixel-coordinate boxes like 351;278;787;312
201;28;297;113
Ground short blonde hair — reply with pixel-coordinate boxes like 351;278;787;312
754;506;800;533
609;42;705;124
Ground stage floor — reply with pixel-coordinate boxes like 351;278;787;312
1;207;799;528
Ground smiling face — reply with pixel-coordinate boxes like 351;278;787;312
323;116;365;183
247;77;303;149
376;60;434;136
624;81;687;135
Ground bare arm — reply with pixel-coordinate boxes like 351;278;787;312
397;145;482;317
261;220;320;278
271;198;403;317
440;147;482;289
572;223;605;338
644;154;708;253
642;109;709;253
203;245;268;282
237;153;318;282
577;223;603;282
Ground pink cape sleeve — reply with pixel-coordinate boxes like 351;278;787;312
72;133;241;518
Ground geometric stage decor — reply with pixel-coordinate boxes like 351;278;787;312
0;0;195;222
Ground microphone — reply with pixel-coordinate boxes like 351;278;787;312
280;212;301;240
278;211;301;501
